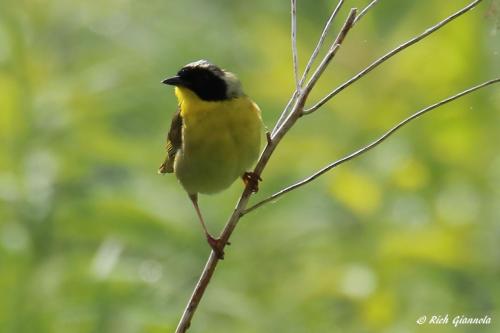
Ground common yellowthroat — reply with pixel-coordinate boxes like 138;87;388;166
159;60;262;257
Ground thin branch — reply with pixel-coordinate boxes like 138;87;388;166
301;0;345;86
304;0;483;114
244;78;500;215
273;0;384;134
272;0;344;136
271;90;299;137
174;10;357;332
273;8;358;140
303;8;357;92
354;0;381;25
174;1;488;332
291;0;300;92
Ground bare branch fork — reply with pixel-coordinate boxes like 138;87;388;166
244;78;500;215
175;1;496;332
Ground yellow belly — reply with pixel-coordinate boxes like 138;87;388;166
174;87;262;194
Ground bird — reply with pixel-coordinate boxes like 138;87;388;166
159;60;263;258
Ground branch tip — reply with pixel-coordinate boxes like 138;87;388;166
245;78;499;215
304;0;484;114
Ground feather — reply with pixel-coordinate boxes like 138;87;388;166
159;107;183;174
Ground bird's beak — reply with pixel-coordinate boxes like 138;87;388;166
162;75;184;86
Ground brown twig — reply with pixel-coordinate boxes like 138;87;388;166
300;0;345;85
273;0;345;134
272;0;384;132
174;1;488;331
291;0;300;92
174;7;358;333
354;0;381;25
273;8;358;137
303;0;484;114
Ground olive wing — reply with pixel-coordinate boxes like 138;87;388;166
158;108;183;174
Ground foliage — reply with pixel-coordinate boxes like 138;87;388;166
0;0;499;332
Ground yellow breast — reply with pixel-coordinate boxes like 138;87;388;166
173;87;262;194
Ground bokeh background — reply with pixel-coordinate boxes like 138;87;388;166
1;0;499;332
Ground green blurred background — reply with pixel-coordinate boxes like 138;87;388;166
1;0;499;332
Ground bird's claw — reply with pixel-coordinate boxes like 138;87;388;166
242;172;262;193
206;235;227;259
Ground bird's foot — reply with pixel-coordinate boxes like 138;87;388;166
242;172;262;193
206;235;228;260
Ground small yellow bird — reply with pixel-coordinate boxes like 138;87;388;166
159;60;262;257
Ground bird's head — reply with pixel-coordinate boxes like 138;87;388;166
162;60;243;101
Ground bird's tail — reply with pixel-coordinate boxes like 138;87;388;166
158;158;174;174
